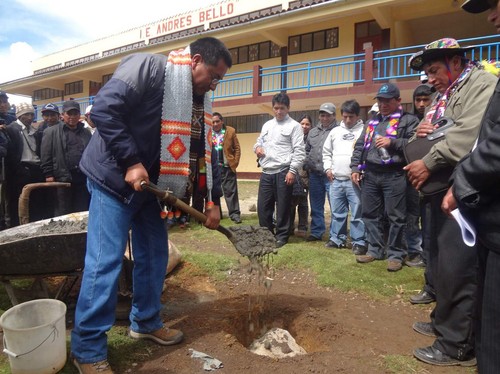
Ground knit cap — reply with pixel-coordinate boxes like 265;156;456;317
16;102;35;118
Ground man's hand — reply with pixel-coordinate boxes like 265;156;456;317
285;171;296;186
403;160;430;190
204;205;221;229
325;169;334;182
416;121;438;138
441;187;457;216
255;146;265;158
351;172;361;188
125;162;149;191
375;136;391;149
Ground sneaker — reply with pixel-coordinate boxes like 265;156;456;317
356;254;376;263
325;240;345;249
231;217;242;224
306;235;321;242
387;260;403;272
73;359;115;374
406;254;425;267
352;244;367;255
129;326;184;346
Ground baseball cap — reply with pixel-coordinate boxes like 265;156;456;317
462;0;491;13
374;83;400;99
0;91;8;99
319;102;336;114
369;103;379;113
41;102;59;114
62;100;81;113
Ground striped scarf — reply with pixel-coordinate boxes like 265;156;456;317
158;46;214;203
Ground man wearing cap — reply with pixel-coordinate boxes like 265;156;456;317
0;91;16;126
303;102;337;243
41;100;92;216
351;83;419;272
38;103;62;131
440;1;500;372
405;37;497;366
4;103;47;226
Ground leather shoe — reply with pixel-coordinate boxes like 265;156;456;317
231;217;242;224
405;254;425;267
412;321;437;337
352;244;367;255
356;254;376;263
275;240;287;248
410;290;435;304
306;235;321;242
413;346;476;367
325;240;345;249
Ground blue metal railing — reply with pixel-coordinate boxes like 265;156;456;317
40;35;500;113
258;54;365;95
373;35;500;81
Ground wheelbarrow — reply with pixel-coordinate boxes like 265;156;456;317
141;181;277;258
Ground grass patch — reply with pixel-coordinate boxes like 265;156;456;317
258;236;424;300
379;354;425;373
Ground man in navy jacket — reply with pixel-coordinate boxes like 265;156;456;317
71;37;231;374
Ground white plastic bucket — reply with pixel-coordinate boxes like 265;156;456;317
0;299;67;374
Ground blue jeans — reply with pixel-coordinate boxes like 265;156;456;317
308;172;331;239
361;170;407;262
71;180;168;363
329;179;365;246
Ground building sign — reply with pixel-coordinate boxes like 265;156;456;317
140;2;238;39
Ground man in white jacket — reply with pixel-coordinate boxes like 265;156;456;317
254;93;305;248
323;100;366;254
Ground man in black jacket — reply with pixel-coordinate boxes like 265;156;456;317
41;100;92;215
351;83;419;272
442;1;500;373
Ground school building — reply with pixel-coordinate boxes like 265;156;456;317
1;0;497;176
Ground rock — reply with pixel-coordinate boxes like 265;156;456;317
249;327;307;359
249;203;257;212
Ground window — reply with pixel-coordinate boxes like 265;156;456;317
228;41;281;65
355;20;381;38
33;88;63;101
289;27;339;55
64;81;83;96
102;74;113;85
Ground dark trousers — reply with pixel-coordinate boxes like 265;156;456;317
475;243;500;374
361;169;407;262
55;171;90;216
257;169;292;243
421;199;436;296
290;193;308;233
428;192;477;359
7;163;50;226
220;167;241;220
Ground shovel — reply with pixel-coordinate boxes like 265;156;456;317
140;181;277;258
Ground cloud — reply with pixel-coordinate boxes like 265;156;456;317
0;42;39;84
0;0;212;85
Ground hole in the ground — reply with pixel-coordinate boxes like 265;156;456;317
224;293;341;355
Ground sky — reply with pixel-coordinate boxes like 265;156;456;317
0;0;213;104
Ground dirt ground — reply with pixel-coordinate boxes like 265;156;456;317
129;231;474;374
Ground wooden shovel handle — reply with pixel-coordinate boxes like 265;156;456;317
140;181;208;224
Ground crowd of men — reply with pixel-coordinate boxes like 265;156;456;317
0;96;93;228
